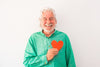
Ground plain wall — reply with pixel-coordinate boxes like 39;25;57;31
0;0;100;67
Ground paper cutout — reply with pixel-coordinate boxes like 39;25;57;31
51;40;63;51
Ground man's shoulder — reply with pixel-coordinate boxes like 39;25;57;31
30;31;41;37
56;30;69;37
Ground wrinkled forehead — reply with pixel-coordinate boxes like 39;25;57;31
41;10;55;17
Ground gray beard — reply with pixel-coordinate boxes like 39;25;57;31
40;24;56;33
43;28;54;33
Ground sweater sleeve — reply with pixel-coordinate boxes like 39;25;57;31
65;34;76;67
23;35;48;67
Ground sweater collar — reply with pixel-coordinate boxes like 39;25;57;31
40;29;57;37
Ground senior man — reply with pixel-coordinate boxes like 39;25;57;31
23;8;76;67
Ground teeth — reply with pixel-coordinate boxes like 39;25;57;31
45;24;53;27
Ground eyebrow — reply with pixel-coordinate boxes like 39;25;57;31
43;17;54;18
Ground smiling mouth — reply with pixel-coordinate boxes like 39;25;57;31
45;24;53;27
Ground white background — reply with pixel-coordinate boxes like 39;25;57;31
0;0;100;67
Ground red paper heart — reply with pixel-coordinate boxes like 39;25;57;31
51;40;63;51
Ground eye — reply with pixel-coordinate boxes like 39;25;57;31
43;17;47;21
49;17;54;21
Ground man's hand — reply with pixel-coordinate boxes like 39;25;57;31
46;48;58;61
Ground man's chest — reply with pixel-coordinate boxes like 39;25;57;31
34;36;66;55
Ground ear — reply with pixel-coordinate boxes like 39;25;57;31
55;19;57;24
39;17;41;21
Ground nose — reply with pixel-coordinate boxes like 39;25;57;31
46;19;51;24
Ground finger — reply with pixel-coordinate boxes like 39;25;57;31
52;51;58;55
52;48;58;51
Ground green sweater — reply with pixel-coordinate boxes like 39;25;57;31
23;29;76;67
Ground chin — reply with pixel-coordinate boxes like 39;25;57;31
44;28;54;33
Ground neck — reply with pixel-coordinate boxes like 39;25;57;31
43;29;55;37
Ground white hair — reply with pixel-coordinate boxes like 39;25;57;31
39;7;56;19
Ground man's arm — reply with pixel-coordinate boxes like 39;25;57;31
23;36;48;67
65;34;76;67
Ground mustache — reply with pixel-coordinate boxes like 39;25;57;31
45;23;53;26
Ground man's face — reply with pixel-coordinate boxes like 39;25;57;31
40;11;57;32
